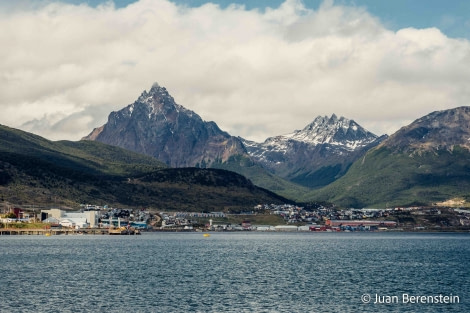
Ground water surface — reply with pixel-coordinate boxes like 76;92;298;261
1;232;468;312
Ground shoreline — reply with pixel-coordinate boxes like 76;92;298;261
2;227;469;236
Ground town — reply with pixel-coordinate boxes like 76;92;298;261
1;201;470;235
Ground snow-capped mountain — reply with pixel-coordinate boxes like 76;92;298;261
84;83;246;167
242;115;385;188
285;114;378;149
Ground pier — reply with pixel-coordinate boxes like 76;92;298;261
0;228;110;236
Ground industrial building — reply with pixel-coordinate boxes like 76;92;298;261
41;209;98;228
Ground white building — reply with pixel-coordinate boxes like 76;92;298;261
254;225;275;231
274;225;299;232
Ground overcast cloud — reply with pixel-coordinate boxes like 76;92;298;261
1;0;470;141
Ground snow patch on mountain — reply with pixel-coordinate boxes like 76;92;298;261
244;114;378;159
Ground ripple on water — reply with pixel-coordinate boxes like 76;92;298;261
0;232;468;313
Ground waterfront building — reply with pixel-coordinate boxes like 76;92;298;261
325;220;397;229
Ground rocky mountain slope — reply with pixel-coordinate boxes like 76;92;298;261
380;106;470;152
307;107;470;207
242;115;385;188
84;83;246;168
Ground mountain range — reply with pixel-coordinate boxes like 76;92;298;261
2;82;470;208
84;83;383;192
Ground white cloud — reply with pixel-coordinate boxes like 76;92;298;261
1;0;470;141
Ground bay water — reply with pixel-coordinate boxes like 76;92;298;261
1;232;469;312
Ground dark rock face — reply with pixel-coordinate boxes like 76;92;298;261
242;115;384;188
381;106;470;152
84;83;246;167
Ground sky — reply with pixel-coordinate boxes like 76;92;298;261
1;0;470;142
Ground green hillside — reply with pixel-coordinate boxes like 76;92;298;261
0;125;289;210
305;146;470;208
212;154;310;200
0;125;166;176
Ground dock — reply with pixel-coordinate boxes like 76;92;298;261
0;228;111;236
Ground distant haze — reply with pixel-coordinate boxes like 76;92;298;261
1;0;470;141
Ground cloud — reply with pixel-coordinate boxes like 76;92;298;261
1;0;470;141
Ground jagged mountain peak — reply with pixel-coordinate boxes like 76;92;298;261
302;114;349;132
138;82;171;103
84;83;246;167
281;114;377;148
243;114;379;157
126;82;195;121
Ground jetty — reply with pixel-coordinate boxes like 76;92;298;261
0;228;110;236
